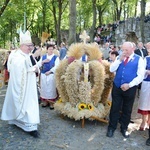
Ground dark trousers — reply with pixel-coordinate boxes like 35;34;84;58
108;83;137;131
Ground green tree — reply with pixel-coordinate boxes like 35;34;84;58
112;0;127;21
0;0;149;48
0;0;10;17
49;0;69;45
96;0;109;26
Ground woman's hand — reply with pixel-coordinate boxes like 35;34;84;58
42;59;50;64
45;70;51;76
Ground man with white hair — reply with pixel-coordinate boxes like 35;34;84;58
101;42;111;59
106;41;145;138
1;30;40;138
59;42;67;60
135;42;148;59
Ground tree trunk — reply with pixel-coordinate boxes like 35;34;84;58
112;0;126;21
98;10;102;26
42;8;46;32
140;0;146;43
89;0;97;42
68;0;76;45
42;0;47;32
134;0;138;17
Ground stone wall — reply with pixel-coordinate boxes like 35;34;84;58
115;18;150;46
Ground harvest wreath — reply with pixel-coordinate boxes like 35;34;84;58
54;42;114;123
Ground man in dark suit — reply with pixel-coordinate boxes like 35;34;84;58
31;44;41;104
134;42;148;97
134;42;148;59
32;44;41;62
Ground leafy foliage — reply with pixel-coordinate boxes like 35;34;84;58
0;0;148;48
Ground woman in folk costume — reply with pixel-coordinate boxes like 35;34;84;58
138;42;150;146
1;30;40;138
38;44;60;109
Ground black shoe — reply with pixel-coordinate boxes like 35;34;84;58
29;130;40;138
38;100;41;104
130;120;134;124
106;129;114;137
120;130;129;138
146;138;150;146
49;106;54;110
41;103;49;107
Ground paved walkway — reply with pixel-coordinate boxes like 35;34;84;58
0;85;149;150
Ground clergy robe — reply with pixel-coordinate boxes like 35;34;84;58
1;49;40;131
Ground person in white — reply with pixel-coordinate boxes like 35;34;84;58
101;42;111;60
1;30;40;138
38;44;60;109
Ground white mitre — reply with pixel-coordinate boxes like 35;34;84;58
20;30;32;45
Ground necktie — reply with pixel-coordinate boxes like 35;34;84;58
140;49;144;58
124;57;129;65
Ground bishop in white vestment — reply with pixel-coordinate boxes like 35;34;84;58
1;30;40;138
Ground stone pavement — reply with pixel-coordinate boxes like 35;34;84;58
0;85;149;150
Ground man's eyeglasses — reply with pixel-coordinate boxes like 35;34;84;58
26;44;34;48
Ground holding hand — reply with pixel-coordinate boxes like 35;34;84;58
45;71;51;76
146;70;150;75
121;83;129;91
42;59;50;64
33;65;38;72
119;53;126;61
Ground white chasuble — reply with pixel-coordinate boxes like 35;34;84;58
1;49;40;131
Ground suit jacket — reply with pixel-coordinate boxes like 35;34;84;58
134;48;148;58
32;47;41;61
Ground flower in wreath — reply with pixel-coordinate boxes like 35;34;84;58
87;103;94;111
78;103;87;110
57;98;62;103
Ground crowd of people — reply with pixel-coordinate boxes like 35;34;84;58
0;30;150;147
93;13;150;46
93;21;119;44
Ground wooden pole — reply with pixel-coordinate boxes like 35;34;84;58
81;118;85;128
90;116;108;124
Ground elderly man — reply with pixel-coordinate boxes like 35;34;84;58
101;42;111;60
1;30;40;138
135;42;148;59
106;41;145;138
59;42;67;60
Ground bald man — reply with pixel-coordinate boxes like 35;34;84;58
106;42;145;138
